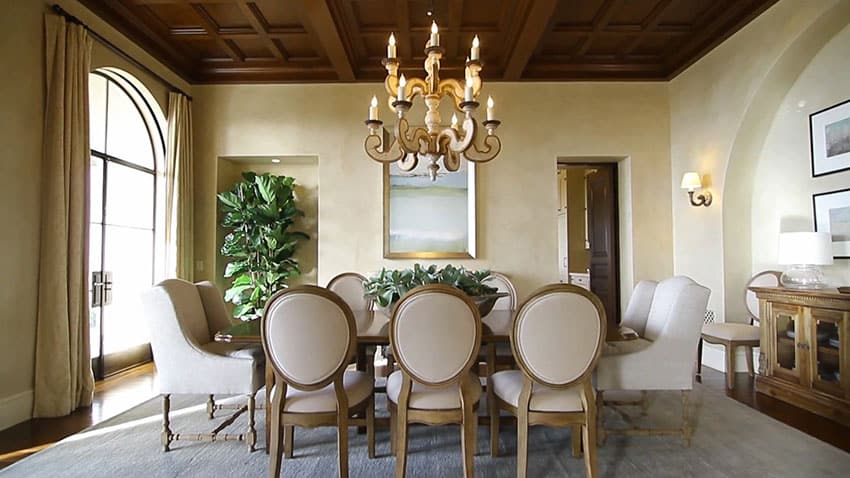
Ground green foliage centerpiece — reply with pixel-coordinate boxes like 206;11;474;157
218;172;309;320
363;264;501;312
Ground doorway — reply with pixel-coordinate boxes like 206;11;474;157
88;69;165;379
556;163;621;327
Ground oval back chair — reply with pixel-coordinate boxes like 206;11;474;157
327;272;374;334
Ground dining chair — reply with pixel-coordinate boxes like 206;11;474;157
262;285;375;478
142;279;263;452
327;272;377;372
595;276;710;446
387;284;482;478
698;270;782;389
481;272;518;375
488;284;606;478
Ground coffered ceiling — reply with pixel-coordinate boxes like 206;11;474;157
78;0;779;83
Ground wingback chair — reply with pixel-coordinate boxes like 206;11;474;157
262;285;375;478
489;284;606;478
142;279;264;452
387;284;482;478
699;270;782;389
595;276;710;446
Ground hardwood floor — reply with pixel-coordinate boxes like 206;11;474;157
1;364;848;470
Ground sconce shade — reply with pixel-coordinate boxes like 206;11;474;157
778;232;833;265
680;172;702;191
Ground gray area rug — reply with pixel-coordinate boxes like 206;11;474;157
3;383;850;477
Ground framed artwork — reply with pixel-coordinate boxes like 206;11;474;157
813;187;850;259
383;157;476;259
810;98;850;177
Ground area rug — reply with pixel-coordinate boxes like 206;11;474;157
3;383;850;477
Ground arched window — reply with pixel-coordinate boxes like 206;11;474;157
88;68;165;379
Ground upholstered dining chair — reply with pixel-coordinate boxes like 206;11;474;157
489;284;606;478
481;272;518;374
387;284;482;478
142;279;264;452
262;285;375;478
595;276;710;446
698;270;782;389
327;272;377;372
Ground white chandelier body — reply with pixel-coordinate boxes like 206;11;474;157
364;22;501;181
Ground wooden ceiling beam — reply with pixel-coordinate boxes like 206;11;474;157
394;0;413;62
575;0;624;57
235;1;287;61
621;0;676;56
298;0;355;81
189;3;244;62
446;0;464;60
503;0;559;81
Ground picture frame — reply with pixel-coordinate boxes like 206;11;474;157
813;187;850;259
810;98;850;177
383;157;477;259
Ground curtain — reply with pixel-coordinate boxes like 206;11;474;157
165;91;194;280
33;14;95;417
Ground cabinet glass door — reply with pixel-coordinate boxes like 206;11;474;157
811;309;844;398
772;305;800;381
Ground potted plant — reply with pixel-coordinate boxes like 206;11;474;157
362;264;506;316
218;172;309;320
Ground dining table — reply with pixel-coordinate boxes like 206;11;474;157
214;308;638;447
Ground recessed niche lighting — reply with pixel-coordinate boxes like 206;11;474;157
271;159;281;163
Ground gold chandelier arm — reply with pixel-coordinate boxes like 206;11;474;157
395;117;431;155
437;119;474;154
464;130;502;163
364;130;405;163
385;75;429;111
398;153;419;171
437;78;466;110
443;148;461;172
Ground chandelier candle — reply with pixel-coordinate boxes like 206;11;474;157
487;97;495;121
363;17;502;181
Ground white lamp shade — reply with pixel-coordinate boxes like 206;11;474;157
778;232;833;265
680;172;702;190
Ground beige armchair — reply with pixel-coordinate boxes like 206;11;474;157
699;270;781;389
262;285;375;478
488;284;606;478
142;279;264;452
595;276;710;446
387;284;482;478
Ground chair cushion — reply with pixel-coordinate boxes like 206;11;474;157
491;370;583;412
602;337;653;357
702;323;760;342
201;342;266;362
386;371;482;410
272;371;374;413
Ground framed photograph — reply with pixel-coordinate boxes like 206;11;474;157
383;157;476;259
810;98;850;177
813;187;850;259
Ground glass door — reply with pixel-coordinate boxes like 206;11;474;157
89;71;162;379
811;309;844;398
771;303;803;384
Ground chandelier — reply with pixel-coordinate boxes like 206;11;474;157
364;21;502;181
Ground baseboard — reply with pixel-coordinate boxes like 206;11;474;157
701;342;759;373
0;390;33;431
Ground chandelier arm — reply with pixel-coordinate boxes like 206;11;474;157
437;78;466;110
443;148;461;172
395;117;431;155
364;131;406;163
398;153;419;171
464;132;502;163
437;119;474;153
386;76;429;112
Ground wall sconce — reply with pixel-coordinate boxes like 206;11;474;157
680;172;712;207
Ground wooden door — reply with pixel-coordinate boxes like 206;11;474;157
585;165;620;330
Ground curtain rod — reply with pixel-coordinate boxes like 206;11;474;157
50;4;193;101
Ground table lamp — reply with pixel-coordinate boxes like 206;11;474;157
778;231;833;289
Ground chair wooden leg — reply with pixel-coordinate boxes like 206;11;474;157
246;393;257;452
389;407;397;455
269;395;283;478
284;426;294;458
367;396;376;459
596;391;606;446
696;338;703;378
462;403;476;478
488;376;499;457
161;394;172;452
584;391;599;477
395;407;408;478
744;345;755;377
682;391;692;447
571;425;582;457
337;409;349;478
517;410;529;478
265;361;273;454
206;394;216;419
725;344;735;389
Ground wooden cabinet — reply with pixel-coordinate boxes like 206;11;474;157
752;287;850;426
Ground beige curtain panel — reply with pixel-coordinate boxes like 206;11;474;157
33;14;95;417
165;91;194;281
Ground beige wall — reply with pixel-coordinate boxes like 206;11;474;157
0;0;189;429
669;0;850;326
192;82;674;300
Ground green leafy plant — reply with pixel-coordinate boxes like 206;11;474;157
363;263;498;309
218;172;309;320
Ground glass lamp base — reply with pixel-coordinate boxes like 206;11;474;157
780;265;828;289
